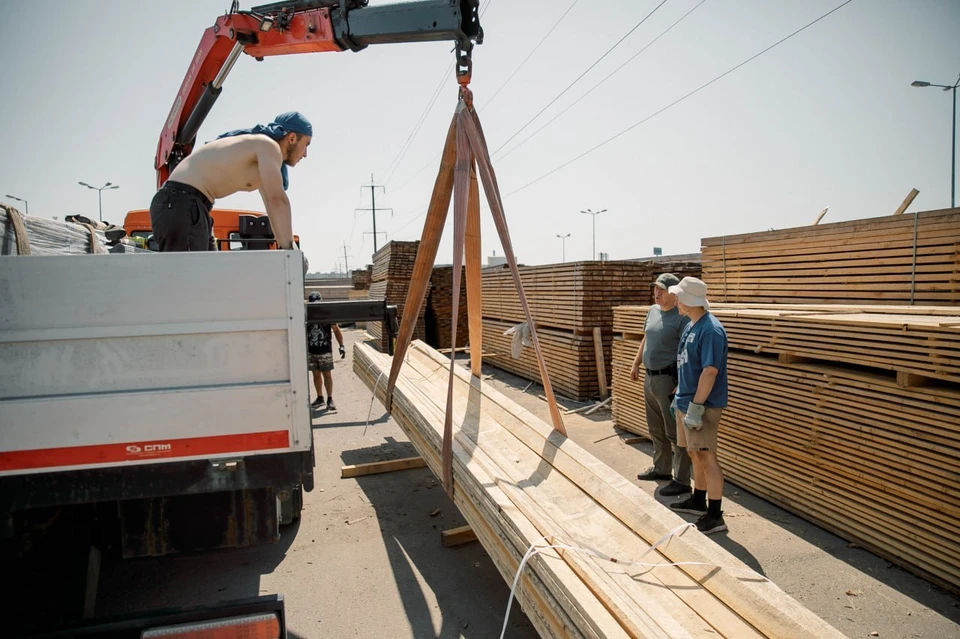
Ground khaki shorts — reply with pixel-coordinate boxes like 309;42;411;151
676;407;723;452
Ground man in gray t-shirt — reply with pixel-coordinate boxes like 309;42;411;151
630;273;692;496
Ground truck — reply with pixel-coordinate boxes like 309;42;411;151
1;0;481;634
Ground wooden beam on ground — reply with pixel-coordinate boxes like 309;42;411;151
340;456;426;478
593;327;609;398
584;396;612;416
893;188;920;215
441;524;478;547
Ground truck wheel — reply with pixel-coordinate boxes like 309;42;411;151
279;486;302;526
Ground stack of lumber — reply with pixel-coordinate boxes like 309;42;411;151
304;277;363;301
701;207;960;305
352;267;372;290
610;304;960;594
367;241;429;352
482;318;610;400
354;340;844;638
426;266;469;351
481;259;700;400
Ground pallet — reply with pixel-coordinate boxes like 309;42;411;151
355;340;844;638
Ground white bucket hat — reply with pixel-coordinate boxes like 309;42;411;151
668;276;710;310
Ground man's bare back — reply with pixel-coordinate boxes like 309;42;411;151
149;111;312;252
167;135;283;202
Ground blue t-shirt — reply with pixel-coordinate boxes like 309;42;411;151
675;313;728;412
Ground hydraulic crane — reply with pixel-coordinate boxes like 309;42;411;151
156;0;483;187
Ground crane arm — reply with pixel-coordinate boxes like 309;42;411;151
156;0;482;187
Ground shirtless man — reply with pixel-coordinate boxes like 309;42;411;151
149;111;312;252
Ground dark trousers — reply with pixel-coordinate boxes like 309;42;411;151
149;181;216;252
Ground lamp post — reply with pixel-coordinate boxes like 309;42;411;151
912;74;960;208
79;181;120;222
556;233;570;263
579;208;606;260
5;194;28;215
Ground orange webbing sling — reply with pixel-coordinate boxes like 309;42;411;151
385;84;566;496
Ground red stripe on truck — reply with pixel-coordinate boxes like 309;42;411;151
0;430;292;471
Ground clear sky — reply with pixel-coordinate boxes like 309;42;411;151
1;0;957;271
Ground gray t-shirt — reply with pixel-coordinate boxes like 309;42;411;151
642;305;690;370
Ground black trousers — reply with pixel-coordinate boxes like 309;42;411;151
149;181;216;252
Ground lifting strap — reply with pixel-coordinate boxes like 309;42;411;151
385;93;567;496
2;204;31;255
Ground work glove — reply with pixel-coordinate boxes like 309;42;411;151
669;394;677;419
684;402;706;430
339;344;346;359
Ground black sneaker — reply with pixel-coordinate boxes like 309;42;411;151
326;398;337;411
695;513;727;535
669;496;707;515
637;468;672;481
311;396;325;408
659;481;692;497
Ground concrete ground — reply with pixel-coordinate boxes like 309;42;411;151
92;328;959;638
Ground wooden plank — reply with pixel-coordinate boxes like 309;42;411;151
356;340;847;638
340;456;426;478
893;188;920;215
441;525;479;547
593;327;609;398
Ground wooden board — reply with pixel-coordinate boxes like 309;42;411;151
340;456;426;478
611;305;960;594
700;207;960;305
355;340;845;638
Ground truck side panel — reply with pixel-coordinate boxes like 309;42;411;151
0;251;312;478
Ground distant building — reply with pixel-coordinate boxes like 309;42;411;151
488;250;508;267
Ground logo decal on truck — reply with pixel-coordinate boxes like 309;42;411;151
125;443;173;457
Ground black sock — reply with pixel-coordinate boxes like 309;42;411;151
708;498;722;517
693;489;707;508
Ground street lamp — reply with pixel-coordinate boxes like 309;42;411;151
79;181;120;222
579;208;607;261
911;73;960;208
5;194;28;215
556;233;570;263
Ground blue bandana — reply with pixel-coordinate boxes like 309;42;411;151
217;111;312;191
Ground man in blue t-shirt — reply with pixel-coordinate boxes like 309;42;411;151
666;277;730;535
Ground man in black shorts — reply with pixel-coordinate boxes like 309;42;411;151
306;292;345;410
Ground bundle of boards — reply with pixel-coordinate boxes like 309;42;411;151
355;339;843;638
481;259;701;400
367;241;429;352
700;207;960;305
610;303;960;594
425;265;470;351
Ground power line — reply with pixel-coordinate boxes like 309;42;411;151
485;0;581;107
386;0;575;195
381;0;495;187
491;0;670;158
497;0;709;162
503;0;856;199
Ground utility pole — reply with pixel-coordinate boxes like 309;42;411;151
79;181;120;222
911;73;960;208
556;233;570;263
5;194;28;215
580;208;607;260
340;242;353;273
356;174;392;253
